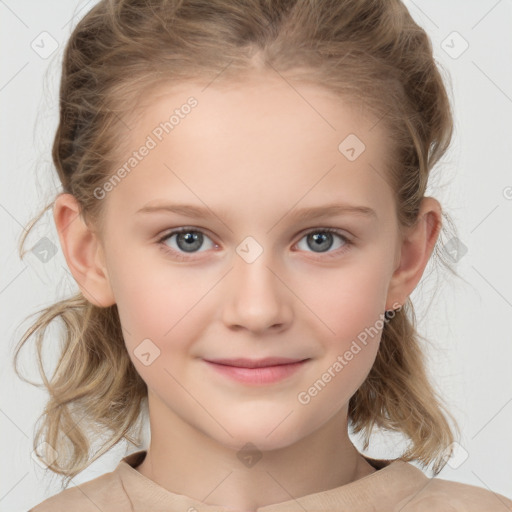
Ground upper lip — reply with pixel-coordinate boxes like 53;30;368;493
204;357;309;368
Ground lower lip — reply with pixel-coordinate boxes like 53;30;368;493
204;360;309;385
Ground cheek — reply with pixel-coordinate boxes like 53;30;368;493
297;258;389;340
108;253;219;361
294;258;388;389
294;268;386;413
110;270;196;391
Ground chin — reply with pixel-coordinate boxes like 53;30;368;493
209;419;307;454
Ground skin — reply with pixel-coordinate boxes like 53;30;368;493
53;73;442;512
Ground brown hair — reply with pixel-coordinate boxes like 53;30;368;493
14;0;461;488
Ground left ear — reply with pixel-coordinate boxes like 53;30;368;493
385;196;442;309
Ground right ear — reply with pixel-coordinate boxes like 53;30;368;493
53;193;115;307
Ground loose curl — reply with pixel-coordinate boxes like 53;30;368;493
14;0;461;488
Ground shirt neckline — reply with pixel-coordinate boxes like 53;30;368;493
116;449;428;511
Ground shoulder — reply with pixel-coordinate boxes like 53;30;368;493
28;469;131;512
397;475;512;512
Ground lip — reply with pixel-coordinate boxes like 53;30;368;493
203;358;310;385
204;357;307;368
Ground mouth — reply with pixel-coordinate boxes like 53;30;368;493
203;357;309;368
202;357;311;385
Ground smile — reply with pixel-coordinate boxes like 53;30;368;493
203;359;310;385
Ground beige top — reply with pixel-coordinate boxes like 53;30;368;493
29;450;512;511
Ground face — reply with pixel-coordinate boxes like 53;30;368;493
97;74;402;452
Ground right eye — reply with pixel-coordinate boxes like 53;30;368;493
157;227;218;260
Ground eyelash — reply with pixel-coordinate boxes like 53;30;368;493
156;226;353;262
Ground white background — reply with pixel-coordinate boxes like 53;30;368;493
1;1;511;510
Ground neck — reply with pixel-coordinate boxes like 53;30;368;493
135;391;376;511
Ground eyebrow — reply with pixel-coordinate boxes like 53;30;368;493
136;201;377;221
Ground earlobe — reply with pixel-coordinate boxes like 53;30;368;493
385;197;442;309
53;193;115;308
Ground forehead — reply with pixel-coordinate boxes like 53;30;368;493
104;74;395;224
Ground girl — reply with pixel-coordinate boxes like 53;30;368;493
14;0;511;510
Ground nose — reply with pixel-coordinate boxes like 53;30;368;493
221;250;293;334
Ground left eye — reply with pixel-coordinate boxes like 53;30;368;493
296;228;351;255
